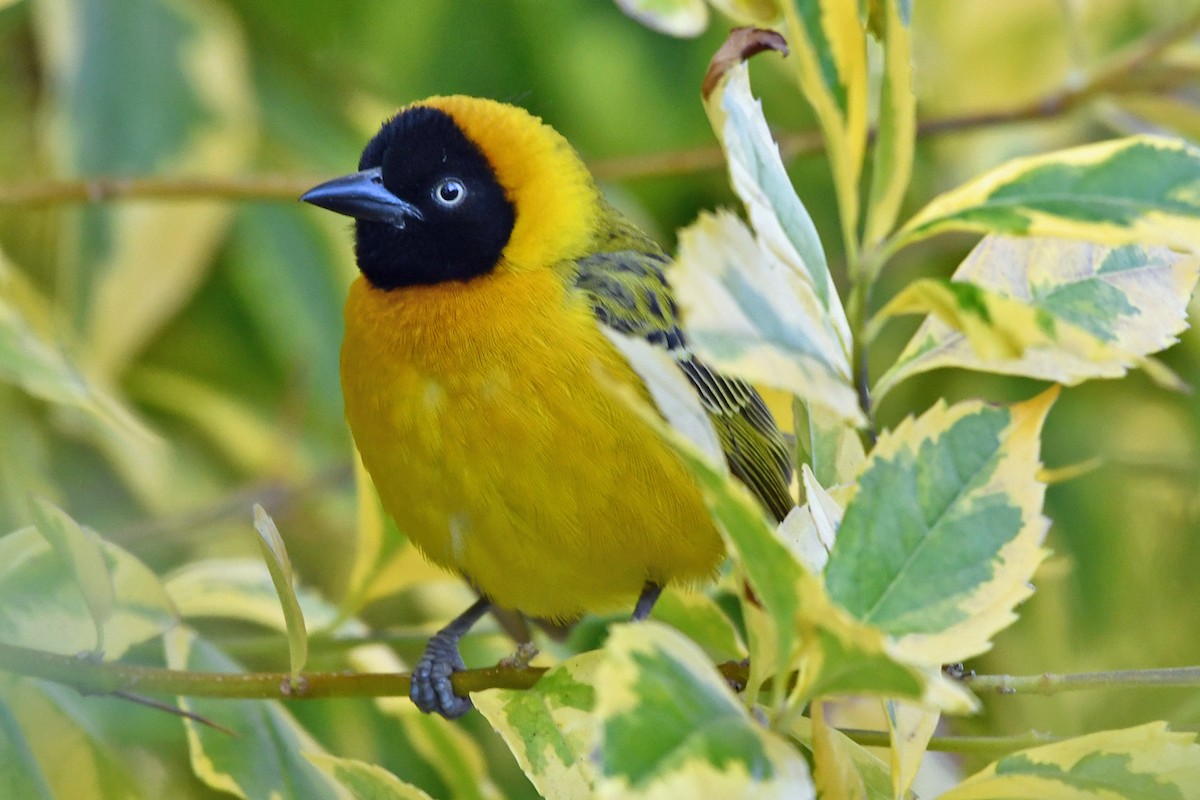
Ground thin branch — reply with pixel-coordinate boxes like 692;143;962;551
839;726;1061;756
3;12;1197;207
965;666;1200;696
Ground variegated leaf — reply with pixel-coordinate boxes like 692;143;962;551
670;211;862;424
863;0;916;248
780;0;869;244
474;653;603;800
941;722;1200;800
592;623;814;799
306;754;437;800
873;237;1200;399
251;505;308;679
825;390;1056;666
613;0;709;37
891;136;1200;254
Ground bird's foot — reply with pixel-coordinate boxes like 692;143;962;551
411;629;473;718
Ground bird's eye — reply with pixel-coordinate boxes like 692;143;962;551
432;178;467;208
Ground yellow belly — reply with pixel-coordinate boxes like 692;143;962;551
340;270;724;620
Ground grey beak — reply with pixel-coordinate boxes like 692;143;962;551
300;167;423;227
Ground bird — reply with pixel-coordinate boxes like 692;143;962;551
301;95;792;718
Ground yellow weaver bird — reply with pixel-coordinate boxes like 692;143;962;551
302;96;792;718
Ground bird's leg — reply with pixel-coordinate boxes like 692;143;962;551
411;597;492;718
631;581;664;622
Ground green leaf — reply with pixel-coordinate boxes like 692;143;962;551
0;260;159;451
794;398;866;489
27;497;115;653
474;652;603;800
164;627;347;800
825;390;1055;665
648;587;747;664
251;505;308;679
613;0;709;37
884;699;938;800
780;0;869;250
166;558;341;633
873;237;1200;399
592;622;814;798
707;0;780;26
34;0;255;375
0;677;140;800
0;526;174;658
941;722;1200;800
786;713;893;800
306;754;436;800
891;136;1200;254
863;0;916;248
670;211;863;424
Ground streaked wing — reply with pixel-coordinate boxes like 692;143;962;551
572;213;794;521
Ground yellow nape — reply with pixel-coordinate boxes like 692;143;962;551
340;266;725;620
416;95;602;275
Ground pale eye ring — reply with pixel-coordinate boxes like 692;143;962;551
432;178;467;208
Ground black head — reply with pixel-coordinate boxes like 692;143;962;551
302;106;516;289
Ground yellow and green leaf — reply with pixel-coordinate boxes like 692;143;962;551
884;699;938;800
863;0;916;250
613;0;709;37
824;391;1055;666
786;713;893;800
34;0;256;377
474;652;603;800
251;504;308;680
794;397;867;489
873;237;1200;399
891;136;1200;255
306;754;437;800
592;622;814;798
780;0;869;253
165;627;347;800
0;526;174;658
941;722;1200;800
670;211;863;424
28;497;116;653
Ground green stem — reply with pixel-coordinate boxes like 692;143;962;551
965;666;1200;696
842;726;1063;755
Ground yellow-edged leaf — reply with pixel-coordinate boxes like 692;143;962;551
873;236;1200;399
825;390;1055;666
885;699;938;800
941;722;1200;800
251;505;307;679
613;0;709;37
35;0;256;376
780;0;870;248
708;0;780;26
671;211;863;424
475;652;603;800
165;627;347;800
0;526;174;658
27;497;114;652
892;136;1200;254
812;702;869;800
794;398;867;488
306;754;437;800
786;714;893;800
863;0;916;249
592;622;815;798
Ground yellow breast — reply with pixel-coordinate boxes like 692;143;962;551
340;269;724;619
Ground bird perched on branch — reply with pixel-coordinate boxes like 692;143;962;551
302;96;791;718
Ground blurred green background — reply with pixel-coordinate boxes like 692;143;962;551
0;0;1198;794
